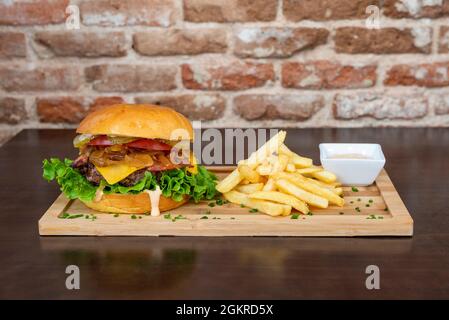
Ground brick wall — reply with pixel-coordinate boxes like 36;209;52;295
1;0;449;142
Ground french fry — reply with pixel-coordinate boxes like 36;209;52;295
223;191;289;217
275;172;344;207
305;178;343;196
275;179;328;208
238;164;260;183
274;154;289;173
215;169;242;193
249;191;309;214
235;183;264;194
285;163;296;172
279;144;313;168
256;163;272;176
262;178;276;191
297;167;322;174
311;170;337;183
239;131;286;169
334;187;343;196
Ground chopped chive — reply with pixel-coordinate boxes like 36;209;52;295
339;212;344;215
113;214;119;217
249;208;258;213
230;217;235;220
240;204;245;208
352;187;359;192
131;215;137;219
366;204;370;207
357;198;361;202
138;216;142;219
355;207;361;212
369;199;373;203
350;201;354;204
164;213;171;220
67;214;84;219
384;208;388;211
291;213;300;219
208;202;215;207
200;216;208;219
307;212;314;216
216;199;223;205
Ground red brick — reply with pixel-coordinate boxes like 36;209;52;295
431;94;449;115
133;29;227;56
85;64;177;92
0;32;26;58
333;93;428;119
80;0;176;26
35;32;127;57
384;62;449;87
438;26;449;53
234;27;328;58
136;94;225;120
0;0;68;25
182;61;274;90
89;97;125;112
282;61;376;89
234;94;324;121
184;0;277;22
384;0;449;18
0;66;80;91
37;97;86;124
0;98;27;124
335;27;432;54
284;0;379;21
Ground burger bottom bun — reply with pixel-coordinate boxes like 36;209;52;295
81;192;189;214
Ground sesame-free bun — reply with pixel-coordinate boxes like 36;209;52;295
77;104;193;141
81;192;189;214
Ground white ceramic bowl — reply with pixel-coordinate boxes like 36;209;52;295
319;143;386;186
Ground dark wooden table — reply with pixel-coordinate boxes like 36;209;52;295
0;128;448;299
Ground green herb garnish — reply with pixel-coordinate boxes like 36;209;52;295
352;187;359;192
291;213;300;219
113;214;119;218
42;158;218;203
59;213;84;219
249;208;258;213
131;215;137;219
200;216;208;219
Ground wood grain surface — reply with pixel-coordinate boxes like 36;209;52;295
38;169;412;237
1;128;448;299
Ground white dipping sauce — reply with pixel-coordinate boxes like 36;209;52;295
145;186;162;217
94;186;104;202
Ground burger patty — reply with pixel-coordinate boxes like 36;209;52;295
71;154;185;187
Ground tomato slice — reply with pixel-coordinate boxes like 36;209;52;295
88;135;113;146
126;139;171;151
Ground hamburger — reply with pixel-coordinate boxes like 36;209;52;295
42;104;217;215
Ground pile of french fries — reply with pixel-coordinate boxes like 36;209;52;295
216;131;344;217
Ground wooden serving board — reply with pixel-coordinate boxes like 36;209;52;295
38;167;413;237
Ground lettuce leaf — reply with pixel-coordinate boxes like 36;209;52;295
43;158;97;202
42;158;218;203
